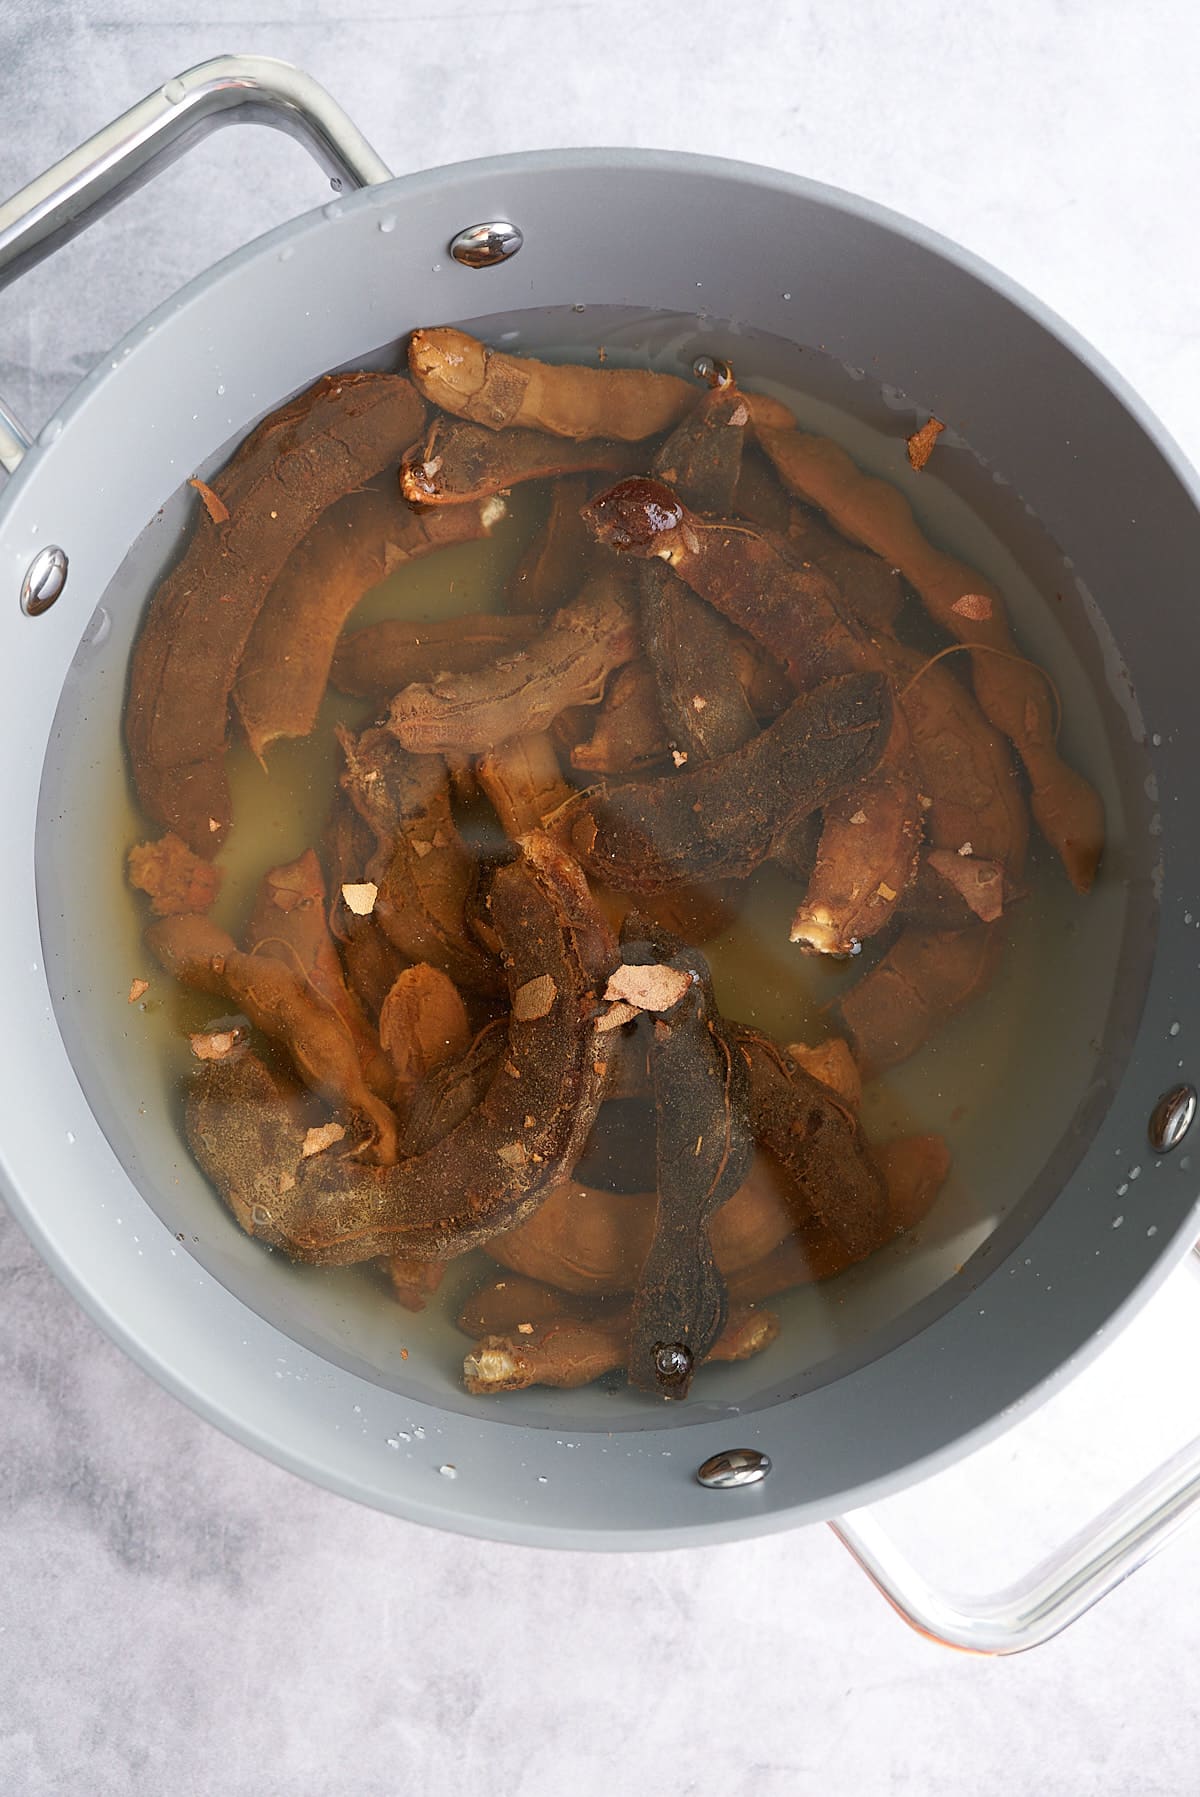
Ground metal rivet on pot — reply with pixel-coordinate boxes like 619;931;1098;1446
1148;1083;1196;1153
20;545;68;616
449;221;524;269
697;1448;772;1489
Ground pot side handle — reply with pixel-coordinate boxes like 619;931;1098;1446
829;1242;1200;1655
0;53;392;473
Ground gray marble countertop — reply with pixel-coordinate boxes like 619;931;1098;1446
4;4;1200;1792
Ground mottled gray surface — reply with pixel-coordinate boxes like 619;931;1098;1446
4;3;1200;1792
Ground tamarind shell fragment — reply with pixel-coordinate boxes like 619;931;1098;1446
126;371;426;854
186;1051;310;1236
378;964;472;1093
584;477;922;949
560;672;892;893
408;326;697;441
733;1026;888;1258
386;571;640;756
570;659;674;776
728;1133;951;1300
459;1273;602;1337
879;636;1028;877
462;1303;779;1394
245;848;391;1099
507;473;597;613
638;404;845;912
330;612;539;699
583;475;858;688
185;835;619;1264
234;490;502;762
789;765;923;956
831;925;1003;1079
486;1148;796;1298
147;912;400;1164
651;379;753;515
784;501;905;634
621;928;754;1399
337;726;500;993
127;832;222;917
400;417;638;505
733;445;793;533
639;560;760;762
322;793;407;1018
388;1257;447;1312
400;1019;508;1154
756;426;1104;890
476;732;575;839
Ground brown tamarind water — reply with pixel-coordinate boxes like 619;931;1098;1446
35;304;1141;1427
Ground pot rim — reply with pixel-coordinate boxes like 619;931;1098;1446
1;145;1197;1546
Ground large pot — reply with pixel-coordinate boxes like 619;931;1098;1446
1;55;1196;1553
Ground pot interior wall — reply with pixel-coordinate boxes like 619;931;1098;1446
34;301;1152;1433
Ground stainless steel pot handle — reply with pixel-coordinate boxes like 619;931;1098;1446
0;54;392;472
830;1242;1200;1654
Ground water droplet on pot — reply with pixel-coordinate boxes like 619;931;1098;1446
654;1342;693;1385
438;1464;458;1480
378;216;396;234
216;383;226;396
1169;1021;1180;1036
536;1475;548;1484
65;1130;75;1145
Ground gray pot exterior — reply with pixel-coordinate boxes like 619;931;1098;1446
1;150;1197;1546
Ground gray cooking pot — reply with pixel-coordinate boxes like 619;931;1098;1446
1;55;1197;1554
